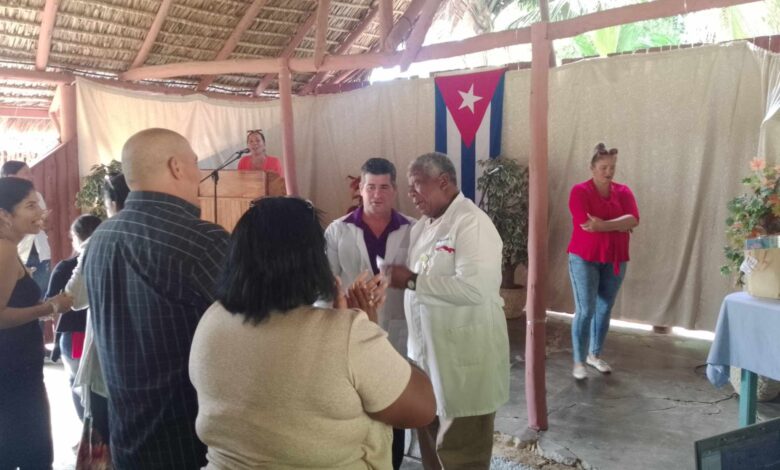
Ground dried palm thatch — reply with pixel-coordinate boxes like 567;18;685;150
0;0;414;108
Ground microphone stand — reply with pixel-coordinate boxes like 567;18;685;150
200;149;247;225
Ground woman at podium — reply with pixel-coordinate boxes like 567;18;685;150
237;129;282;175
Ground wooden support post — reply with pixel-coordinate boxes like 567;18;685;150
538;0;557;67
525;21;550;432
58;84;77;143
278;65;298;196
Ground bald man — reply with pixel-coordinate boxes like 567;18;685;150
83;129;229;469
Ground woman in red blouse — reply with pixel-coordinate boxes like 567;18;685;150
567;143;639;380
237;129;283;175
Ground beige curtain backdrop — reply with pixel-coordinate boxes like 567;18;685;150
75;42;779;330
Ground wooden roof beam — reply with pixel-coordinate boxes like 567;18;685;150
314;0;331;68
255;12;317;96
35;0;61;70
119;0;756;82
548;0;758;40
300;4;379;95
0;106;51;119
129;0;174;70
398;0;444;72
197;0;271;91
0;68;73;83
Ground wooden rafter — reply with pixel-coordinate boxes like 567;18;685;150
300;5;379;95
398;0;444;72
314;0;331;68
324;0;426;87
118;0;757;84
0;106;51;119
385;0;427;51
197;0;270;91
129;0;173;70
35;0;61;70
378;0;394;50
255;12;317;96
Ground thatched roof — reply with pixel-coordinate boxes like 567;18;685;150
0;0;413;109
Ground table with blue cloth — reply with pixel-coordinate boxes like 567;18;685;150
706;291;780;426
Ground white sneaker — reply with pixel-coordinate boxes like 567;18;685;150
586;355;612;373
572;363;587;380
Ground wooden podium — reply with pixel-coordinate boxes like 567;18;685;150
198;170;286;232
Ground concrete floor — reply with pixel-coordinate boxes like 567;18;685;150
48;314;780;470
494;314;780;470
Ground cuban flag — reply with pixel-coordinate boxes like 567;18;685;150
434;68;505;201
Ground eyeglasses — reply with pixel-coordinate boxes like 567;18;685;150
247;129;265;140
250;196;316;220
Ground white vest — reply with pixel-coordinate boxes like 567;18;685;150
405;193;510;418
325;210;415;355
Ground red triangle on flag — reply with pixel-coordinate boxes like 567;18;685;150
434;68;505;149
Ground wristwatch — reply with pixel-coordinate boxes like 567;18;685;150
406;273;418;291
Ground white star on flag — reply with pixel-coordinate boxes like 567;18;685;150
458;84;483;113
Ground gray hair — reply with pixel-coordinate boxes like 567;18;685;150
408;152;458;187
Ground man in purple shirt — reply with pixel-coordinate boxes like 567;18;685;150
325;157;415;469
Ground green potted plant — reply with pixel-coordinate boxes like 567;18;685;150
477;156;529;289
722;157;780;285
75;160;122;219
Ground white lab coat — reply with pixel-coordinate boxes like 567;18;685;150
325;211;415;355
405;193;509;419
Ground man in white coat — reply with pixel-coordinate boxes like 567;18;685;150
388;152;510;469
324;157;416;470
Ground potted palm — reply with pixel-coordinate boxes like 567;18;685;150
477;157;529;318
75;160;122;218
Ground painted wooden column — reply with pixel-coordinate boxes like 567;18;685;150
526;21;550;431
277;64;298;196
58;83;77;143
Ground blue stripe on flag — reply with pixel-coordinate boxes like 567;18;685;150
489;74;504;158
461;139;475;201
434;86;447;154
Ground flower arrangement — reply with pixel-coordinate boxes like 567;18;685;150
722;158;780;284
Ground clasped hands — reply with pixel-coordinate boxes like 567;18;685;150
334;272;387;323
43;291;74;320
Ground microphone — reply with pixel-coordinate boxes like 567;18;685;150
237;148;251;154
486;165;503;175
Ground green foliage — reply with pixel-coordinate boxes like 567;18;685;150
722;159;780;285
477;157;529;270
75;160;122;219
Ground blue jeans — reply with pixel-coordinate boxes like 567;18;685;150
568;253;626;363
